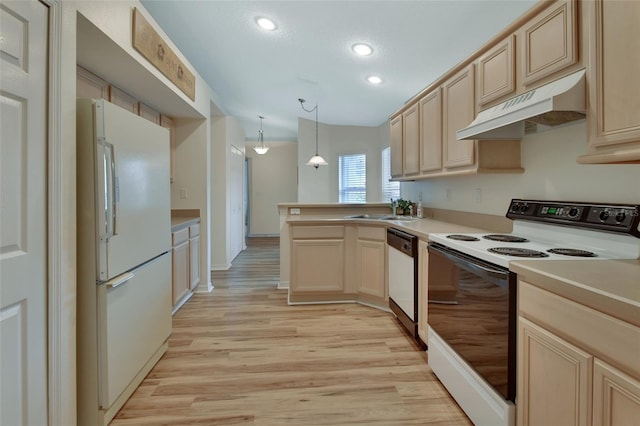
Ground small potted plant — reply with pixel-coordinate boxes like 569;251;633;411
396;198;413;215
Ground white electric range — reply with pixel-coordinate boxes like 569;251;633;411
425;199;640;426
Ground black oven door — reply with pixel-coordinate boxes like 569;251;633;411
427;242;517;402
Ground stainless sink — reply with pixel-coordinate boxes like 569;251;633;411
344;214;418;222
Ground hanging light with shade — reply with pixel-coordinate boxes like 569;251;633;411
298;98;328;169
253;115;269;155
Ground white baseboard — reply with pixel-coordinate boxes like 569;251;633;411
211;263;231;271
277;281;289;289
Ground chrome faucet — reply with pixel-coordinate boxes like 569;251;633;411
390;198;398;215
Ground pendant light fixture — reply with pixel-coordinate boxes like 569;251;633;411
298;98;328;169
253;115;269;155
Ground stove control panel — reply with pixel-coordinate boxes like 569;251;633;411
507;199;640;237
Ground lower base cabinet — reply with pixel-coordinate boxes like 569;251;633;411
517;280;640;426
289;223;389;308
171;228;190;306
356;226;386;303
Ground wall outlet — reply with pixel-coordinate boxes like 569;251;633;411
445;188;451;201
179;188;188;199
290;208;301;215
475;188;482;203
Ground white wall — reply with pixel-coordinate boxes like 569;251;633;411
298;118;389;202
246;142;298;235
402;121;640;215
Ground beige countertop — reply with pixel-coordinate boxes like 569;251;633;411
171;216;200;232
286;214;488;240
511;259;640;327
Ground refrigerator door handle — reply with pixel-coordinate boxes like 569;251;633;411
103;142;117;237
105;272;134;289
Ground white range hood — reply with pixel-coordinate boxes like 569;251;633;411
457;69;586;140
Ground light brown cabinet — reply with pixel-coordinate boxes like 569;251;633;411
390;115;403;178
477;35;516;106
443;64;476;169
419;89;442;173
77;66;109;99
160;114;176;183
290;226;345;295
108;85;138;113
417;240;429;343
356;226;386;303
402;103;420;176
578;0;640;164
518;280;640;426
519;0;578;87
138;102;161;125
188;224;200;290
593;359;640;426
171;228;190;306
518;316;592;426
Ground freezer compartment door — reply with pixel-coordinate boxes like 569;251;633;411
95;100;171;279
97;253;171;409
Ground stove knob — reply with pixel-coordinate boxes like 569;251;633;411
519;204;529;213
510;203;521;213
615;211;626;223
599;210;610;221
568;208;579;218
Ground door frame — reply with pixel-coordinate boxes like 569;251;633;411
43;1;73;425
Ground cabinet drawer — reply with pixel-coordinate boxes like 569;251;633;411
357;226;386;241
291;225;344;239
189;223;200;238
172;228;189;246
519;281;640;378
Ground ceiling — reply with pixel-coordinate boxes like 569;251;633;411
140;0;537;142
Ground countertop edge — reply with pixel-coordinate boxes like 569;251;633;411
511;260;640;328
171;216;200;232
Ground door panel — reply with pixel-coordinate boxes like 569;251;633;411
0;1;48;424
99;101;171;277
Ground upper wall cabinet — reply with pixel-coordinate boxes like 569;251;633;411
477;35;516;107
77;66;109;99
578;0;640;164
390;115;403;178
419;88;442;173
520;0;578;86
403;103;420;176
443;64;476;169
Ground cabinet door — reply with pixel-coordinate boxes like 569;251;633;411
172;240;190;305
108;85;138;113
390;115;403;177
402;103;420;176
138;102;160;125
443;64;475;169
189;234;200;290
356;238;385;300
517;317;592;426
77;65;109;99
521;0;578;86
417;241;429;343
291;239;345;293
419;89;442;173
593;359;640;426
477;35;516;106
586;0;640;149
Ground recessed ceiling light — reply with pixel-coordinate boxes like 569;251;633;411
352;43;373;56
256;17;277;31
367;75;383;85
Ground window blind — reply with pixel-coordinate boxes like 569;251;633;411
381;147;400;202
339;153;367;203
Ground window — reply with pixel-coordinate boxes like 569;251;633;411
339;153;367;203
381;147;400;202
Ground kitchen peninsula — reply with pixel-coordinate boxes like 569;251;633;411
278;202;512;309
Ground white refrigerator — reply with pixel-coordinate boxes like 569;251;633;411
76;99;172;425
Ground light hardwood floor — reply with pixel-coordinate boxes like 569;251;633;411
110;237;471;425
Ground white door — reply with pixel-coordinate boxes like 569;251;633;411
230;145;244;259
0;1;49;425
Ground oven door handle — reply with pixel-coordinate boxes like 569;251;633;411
428;244;509;282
